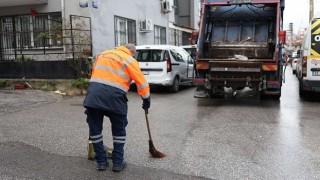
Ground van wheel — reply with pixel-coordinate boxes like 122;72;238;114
170;77;179;93
299;83;307;98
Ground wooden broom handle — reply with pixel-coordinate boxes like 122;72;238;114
144;109;153;141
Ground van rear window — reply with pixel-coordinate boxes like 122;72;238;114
135;50;164;62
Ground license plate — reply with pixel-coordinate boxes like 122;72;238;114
142;71;149;75
312;71;320;76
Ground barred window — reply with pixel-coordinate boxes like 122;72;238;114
16;16;32;48
114;16;136;47
33;13;62;47
10;12;62;48
33;14;49;47
169;28;182;46
182;31;190;45
154;25;166;45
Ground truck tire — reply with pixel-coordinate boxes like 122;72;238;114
260;90;281;100
270;94;281;100
169;77;179;93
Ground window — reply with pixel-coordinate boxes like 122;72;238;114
0;13;62;50
135;50;165;62
48;13;62;46
154;25;166;45
33;14;50;47
170;49;184;62
169;28;182;46
15;12;62;48
16;16;32;48
169;28;191;46
114;16;136;47
182;31;190;45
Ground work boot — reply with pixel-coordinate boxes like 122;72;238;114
112;162;127;172
96;162;108;171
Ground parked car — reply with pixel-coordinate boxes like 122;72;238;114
180;44;197;60
290;51;298;66
292;58;298;74
135;45;194;92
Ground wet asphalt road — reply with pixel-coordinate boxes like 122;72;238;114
0;66;320;179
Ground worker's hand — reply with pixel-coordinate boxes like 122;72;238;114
142;97;151;110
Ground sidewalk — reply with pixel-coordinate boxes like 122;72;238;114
0;89;62;115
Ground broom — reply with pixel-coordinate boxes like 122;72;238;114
144;109;166;158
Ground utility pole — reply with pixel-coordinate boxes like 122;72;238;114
289;22;293;52
309;0;314;22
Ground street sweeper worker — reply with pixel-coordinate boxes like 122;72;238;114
83;44;151;172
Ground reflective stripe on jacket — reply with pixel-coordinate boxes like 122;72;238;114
90;46;150;98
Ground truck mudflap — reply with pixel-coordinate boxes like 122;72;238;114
194;86;211;98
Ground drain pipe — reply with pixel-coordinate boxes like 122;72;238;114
61;0;65;24
61;0;66;55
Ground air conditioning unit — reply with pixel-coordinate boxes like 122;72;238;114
161;0;173;13
140;19;153;32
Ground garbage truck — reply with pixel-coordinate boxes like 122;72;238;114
193;0;286;99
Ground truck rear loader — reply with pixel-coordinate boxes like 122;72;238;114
193;0;286;99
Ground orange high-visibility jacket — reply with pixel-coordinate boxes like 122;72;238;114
90;46;150;99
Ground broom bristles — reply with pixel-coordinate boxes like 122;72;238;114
149;140;166;158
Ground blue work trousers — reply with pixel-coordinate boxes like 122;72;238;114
86;107;128;166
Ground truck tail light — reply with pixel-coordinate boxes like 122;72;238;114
193;78;205;83
279;31;286;44
166;58;172;72
193;78;205;85
302;56;307;77
196;60;209;70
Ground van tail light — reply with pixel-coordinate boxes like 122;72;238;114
302;56;307;77
166;58;172;72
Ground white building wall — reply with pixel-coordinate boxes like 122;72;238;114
0;0;90;28
90;0;171;55
0;1;61;16
62;0;90;25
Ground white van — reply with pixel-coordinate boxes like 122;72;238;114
135;45;194;92
296;15;320;98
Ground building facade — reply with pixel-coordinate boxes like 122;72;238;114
90;0;200;55
0;0;200;60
